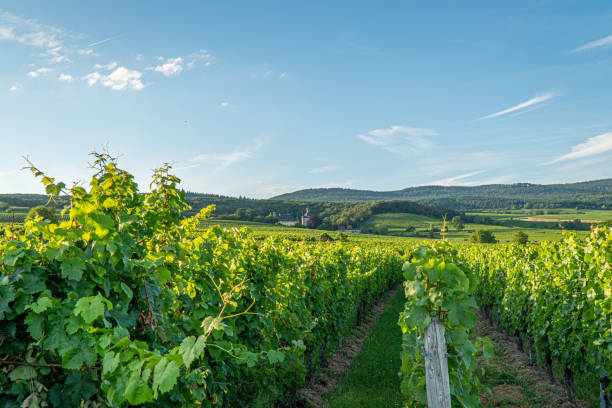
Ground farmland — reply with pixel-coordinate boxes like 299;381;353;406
360;212;591;242
0;159;610;407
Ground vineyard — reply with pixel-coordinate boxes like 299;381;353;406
0;157;610;407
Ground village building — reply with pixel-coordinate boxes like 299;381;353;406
274;212;299;226
301;207;312;226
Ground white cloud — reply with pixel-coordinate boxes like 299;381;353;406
430;170;486;186
94;61;118;70
135;54;143;61
154;57;183;77
86;36;119;48
545;133;612;164
45;45;69;63
279;72;287;79
476;92;556;121
309;165;338;174
0;10;68;63
0;26;14;40
85;66;145;91
152;51;214;76
219;101;230;108
78;48;95;56
174;163;201;171
58;73;73;82
572;34;612;53
357;125;437;155
190;140;264;172
27;67;51;77
85;71;101;86
17;30;61;48
9;83;21;91
186;49;214;69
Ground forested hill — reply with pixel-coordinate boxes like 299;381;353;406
0;192;459;231
271;178;612;207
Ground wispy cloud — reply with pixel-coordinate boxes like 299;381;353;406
94;61;118;70
173;163;201;171
279;72;287;79
154;57;184;76
571;34;612;53
309;165;338;174
190;140;264;172
431;170;486;186
357;125;437;155
476;92;556;121
429;170;517;186
58;73;73;82
219;102;230;108
544;133;612;164
0;10;69;63
9;83;21;92
86;36;120;48
152;50;214;76
27;67;51;78
78;48;96;56
85;66;145;91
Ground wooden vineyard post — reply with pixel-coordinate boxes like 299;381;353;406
424;318;452;408
602;368;611;408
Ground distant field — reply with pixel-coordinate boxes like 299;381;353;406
200;215;588;244
2;210;595;244
468;208;612;222
196;219;421;249
360;212;589;243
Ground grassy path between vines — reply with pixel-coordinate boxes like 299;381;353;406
325;289;404;408
324;296;593;408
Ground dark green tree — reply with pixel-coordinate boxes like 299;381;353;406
26;205;58;223
513;231;529;244
451;216;464;231
470;229;497;243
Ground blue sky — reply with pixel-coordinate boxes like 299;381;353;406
1;1;612;197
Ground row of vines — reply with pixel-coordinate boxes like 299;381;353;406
458;227;611;402
399;243;494;407
0;155;410;407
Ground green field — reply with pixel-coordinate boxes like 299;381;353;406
197;218;420;249
467;208;612;222
359;212;589;243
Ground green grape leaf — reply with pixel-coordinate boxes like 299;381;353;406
26;296;53;313
25;312;44;340
179;335;206;369
102;351;120;376
0;284;16;319
267;349;285;364
74;294;108;325
201;316;222;335
9;366;37;381
152;358;180;395
124;371;154;404
61;257;86;281
62;345;97;369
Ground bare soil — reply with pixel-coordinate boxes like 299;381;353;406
475;311;588;408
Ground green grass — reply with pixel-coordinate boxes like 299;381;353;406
325;290;405;408
360;212;589;243
196;218;423;249
467;208;612;222
361;212;439;231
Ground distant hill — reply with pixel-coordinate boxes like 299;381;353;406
271;179;612;210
